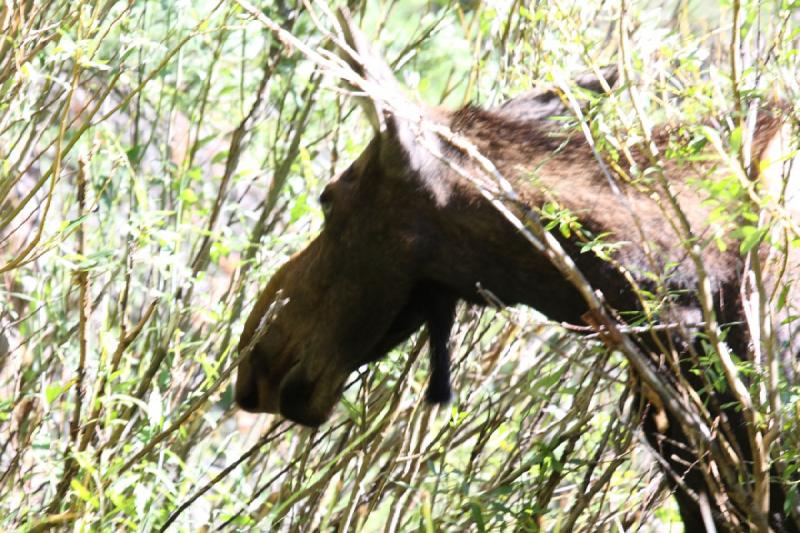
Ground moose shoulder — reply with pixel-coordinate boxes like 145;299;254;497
235;13;799;533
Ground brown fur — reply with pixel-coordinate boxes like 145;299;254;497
235;90;798;531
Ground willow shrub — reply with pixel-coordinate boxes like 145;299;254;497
0;0;797;531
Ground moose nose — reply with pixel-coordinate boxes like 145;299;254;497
234;386;260;412
234;351;280;413
234;354;261;412
234;368;281;414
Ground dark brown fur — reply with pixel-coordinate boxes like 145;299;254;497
235;81;797;530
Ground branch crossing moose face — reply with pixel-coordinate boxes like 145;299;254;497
235;11;800;531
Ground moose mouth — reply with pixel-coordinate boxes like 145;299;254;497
276;294;430;426
236;280;456;427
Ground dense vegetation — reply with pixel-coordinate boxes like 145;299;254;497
0;0;798;530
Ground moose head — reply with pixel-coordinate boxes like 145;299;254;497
233;31;631;426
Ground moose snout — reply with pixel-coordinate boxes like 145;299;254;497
235;311;298;414
235;320;311;415
234;351;283;414
233;377;263;412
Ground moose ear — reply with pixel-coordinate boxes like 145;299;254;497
333;8;442;176
334;8;394;134
334;8;417;135
496;65;618;121
573;65;618;94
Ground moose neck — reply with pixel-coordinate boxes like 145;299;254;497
425;106;735;328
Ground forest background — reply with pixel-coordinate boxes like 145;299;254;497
0;0;798;531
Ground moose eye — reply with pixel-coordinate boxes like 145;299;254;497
319;188;333;218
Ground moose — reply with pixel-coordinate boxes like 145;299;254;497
235;11;799;532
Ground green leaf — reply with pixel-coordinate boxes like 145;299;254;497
58;214;89;234
211;150;229;164
290;193;309;222
739;225;767;255
730;126;743;153
125;144;143;164
534;366;565;389
45;384;65;404
180;188;198;204
71;479;99;508
778;283;792;312
467;501;486;533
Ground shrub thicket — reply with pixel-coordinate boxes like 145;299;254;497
0;1;797;530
